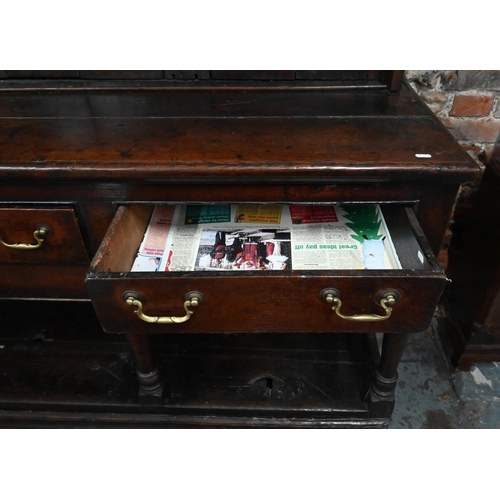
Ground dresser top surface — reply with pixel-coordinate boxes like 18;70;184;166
0;84;479;183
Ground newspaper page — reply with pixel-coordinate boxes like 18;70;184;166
131;204;401;272
169;204;291;271
130;205;176;271
289;204;401;270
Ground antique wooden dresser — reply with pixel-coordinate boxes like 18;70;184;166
0;70;480;427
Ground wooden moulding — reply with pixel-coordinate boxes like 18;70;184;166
0;70;403;93
0;86;425;119
0;117;477;181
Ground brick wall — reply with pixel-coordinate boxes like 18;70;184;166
406;70;500;165
406;70;500;268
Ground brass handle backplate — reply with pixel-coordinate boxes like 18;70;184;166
321;288;399;323
123;291;204;324
0;225;50;250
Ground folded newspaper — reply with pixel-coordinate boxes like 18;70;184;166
131;204;401;272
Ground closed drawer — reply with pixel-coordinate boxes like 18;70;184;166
0;263;88;298
0;207;89;265
0;206;89;299
86;204;446;335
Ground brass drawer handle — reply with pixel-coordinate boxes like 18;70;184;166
123;291;204;324
321;288;398;322
0;225;49;250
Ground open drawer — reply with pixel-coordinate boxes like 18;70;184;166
85;204;446;335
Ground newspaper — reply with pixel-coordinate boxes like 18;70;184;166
130;205;175;271
131;204;401;272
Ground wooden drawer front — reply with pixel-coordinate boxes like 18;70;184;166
86;204;446;335
86;272;444;335
0;263;88;298
0;207;89;265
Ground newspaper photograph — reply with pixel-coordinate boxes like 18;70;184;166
194;228;291;271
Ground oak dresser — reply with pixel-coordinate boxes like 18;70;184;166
0;71;480;427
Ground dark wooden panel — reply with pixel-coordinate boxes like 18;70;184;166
0;300;387;428
0;179;423;205
86;271;444;335
79;71;163;79
440;156;500;369
0;70;401;92
0;117;477;183
122;183;423;204
76;202;118;257
384;71;404;92
0;263;88;298
0;79;390;91
296;71;368;80
164;71;210;80
0;86;427;118
4;71;80;79
210;71;294;80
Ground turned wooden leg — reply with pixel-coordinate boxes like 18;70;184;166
125;333;164;402
367;333;410;418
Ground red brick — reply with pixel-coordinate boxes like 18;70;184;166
450;94;494;117
440;117;500;143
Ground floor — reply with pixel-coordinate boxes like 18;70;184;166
389;316;500;429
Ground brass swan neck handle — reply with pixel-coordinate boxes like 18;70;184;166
321;288;399;322
123;291;204;325
0;226;49;250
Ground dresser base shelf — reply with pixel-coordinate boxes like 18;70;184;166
0;300;395;428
